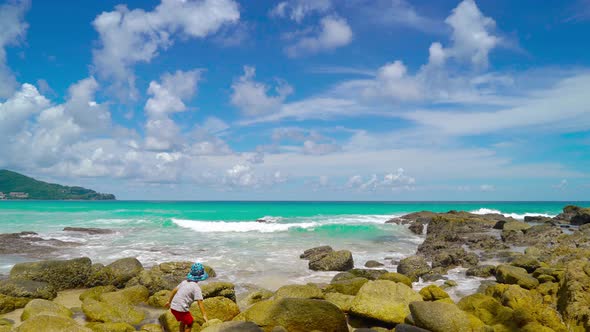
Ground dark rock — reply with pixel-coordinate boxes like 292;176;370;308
300;246;333;260
397;256;430;282
464;234;508;251
466;265;496;278
571;208;590;226
62;227;114;235
0;232;80;257
408;222;425;235
331;272;356;283
431;248;478;270
394;324;432;332
0;279;56;299
349;269;388;281
524;216;553;223
106;257;143;288
9;257;92;290
309;250;353;271
364;260;384;268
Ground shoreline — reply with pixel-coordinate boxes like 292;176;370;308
1;204;589;331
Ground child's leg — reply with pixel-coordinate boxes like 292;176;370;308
179;322;185;332
184;323;193;332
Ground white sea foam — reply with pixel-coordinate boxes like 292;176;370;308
172;218;319;233
470;208;555;220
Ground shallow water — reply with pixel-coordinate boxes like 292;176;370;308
0;201;586;292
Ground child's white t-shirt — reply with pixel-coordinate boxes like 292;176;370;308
170;280;203;312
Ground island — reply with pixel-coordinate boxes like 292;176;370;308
0;169;116;200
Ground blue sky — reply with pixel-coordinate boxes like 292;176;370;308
0;0;589;200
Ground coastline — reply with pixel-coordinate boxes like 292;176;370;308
1;204;589;331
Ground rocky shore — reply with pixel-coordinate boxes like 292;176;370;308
1;205;590;331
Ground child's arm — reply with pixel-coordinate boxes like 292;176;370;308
197;300;207;322
165;287;178;309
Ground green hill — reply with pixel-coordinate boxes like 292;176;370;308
0;170;116;200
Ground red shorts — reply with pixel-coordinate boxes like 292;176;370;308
171;309;194;325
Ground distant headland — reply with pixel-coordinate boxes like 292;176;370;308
0;170;115;200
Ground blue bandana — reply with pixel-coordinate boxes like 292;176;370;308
187;262;208;282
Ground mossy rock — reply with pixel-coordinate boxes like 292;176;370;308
274;284;324;299
397;256;430;282
147;289;171;307
85;264;114;288
21;299;72;321
409;301;486;332
503;221;531;232
15;314;92;332
160;296;240;331
557;259;590;331
309;250;354;271
325;277;368;296
106;258;143;288
377;272;412;287
419;285;450;301
350;280;423;325
240;298;348;332
510;255;541;273
324;292;355;312
201;282;236;302
86;322;135;332
79;285;117;302
9;258;92;291
99;285;149;305
82;298;145;325
457;293;515;328
348;269;388;281
466;265;496;278
201;321;263;332
331;272;356;283
239;289;274;308
364;260;384;268
0;279;57;300
495;265;539;289
0;293;30;314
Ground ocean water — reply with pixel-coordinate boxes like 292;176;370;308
0;201;587;295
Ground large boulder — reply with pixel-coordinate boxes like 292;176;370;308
147;290;171;308
21;299;72;321
9;257;92;290
126;261;216;294
85;264;115;287
397;256;430;282
557;259;590;331
85;322;135;332
495;265;539;290
510;255;541;273
419;285;450;301
457;293;515;328
274;284;324;299
201;321;263;332
466;265;496;278
377;272;412;287
0;279;56;299
201;282;236;302
0;293;30;314
348;269;388;280
503;221;531;232
99;285;149;305
324;293;355;312
350;280;423;325
15;314;92;332
79;285;117;302
309;250;353;271
300;246;333;260
485;284;567;331
431;248;478;270
409;301;485;332
106;258;143;288
325;278;368;296
238;289;274;309
239;298;348;332
82;298;145;325
571;207;590;225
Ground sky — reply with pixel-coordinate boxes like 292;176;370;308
0;0;589;201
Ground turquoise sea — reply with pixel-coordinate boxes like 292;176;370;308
1;201;588;294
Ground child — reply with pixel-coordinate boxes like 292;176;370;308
165;262;209;332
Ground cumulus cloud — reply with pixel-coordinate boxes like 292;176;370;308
0;83;50;136
285;15;352;57
231;66;293;116
347;169;415;191
270;0;332;22
144;70;202;151
92;0;239;99
0;0;30;98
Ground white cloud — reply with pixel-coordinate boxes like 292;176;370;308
480;184;495;192
0;0;30;98
347;168;415;191
285;16;352;57
362;60;423;101
92;0;239;99
144;70;202;151
270;0;332;22
357;0;444;34
231;66;293;116
0;83;50;136
554;179;568;190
